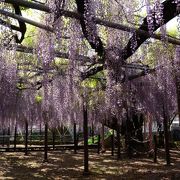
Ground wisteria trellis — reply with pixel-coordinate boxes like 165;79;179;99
0;0;179;134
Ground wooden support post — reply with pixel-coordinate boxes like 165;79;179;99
40;122;42;141
14;125;17;151
117;127;121;160
74;123;77;154
158;125;164;148
44;122;48;162
7;127;10;151
143;118;146;140
148;113;153;151
52;129;55;150
163;104;171;165
127;135;132;158
30;126;32;145
101;122;105;153
97;134;101;154
126;110;132;159
111;130;114;156
25;121;28;156
83;104;89;175
153;135;157;163
91;123;94;144
2;129;5;147
77;132;79;148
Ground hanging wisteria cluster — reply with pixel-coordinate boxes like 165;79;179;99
0;0;179;136
131;56;177;125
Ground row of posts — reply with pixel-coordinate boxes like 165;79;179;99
0;106;171;174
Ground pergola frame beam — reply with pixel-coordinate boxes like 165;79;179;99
0;8;53;32
13;45;151;83
15;45;149;70
2;0;180;46
4;0;51;13
2;0;179;82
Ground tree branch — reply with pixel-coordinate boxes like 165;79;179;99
75;0;104;57
84;0;180;78
0;8;53;32
12;4;26;43
122;0;179;60
0;18;21;31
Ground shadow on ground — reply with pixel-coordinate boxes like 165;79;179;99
0;149;180;179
